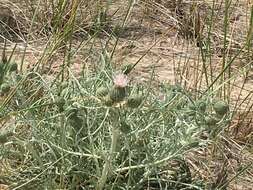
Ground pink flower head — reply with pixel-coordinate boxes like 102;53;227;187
113;72;129;88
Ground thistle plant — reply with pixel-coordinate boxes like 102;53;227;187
0;65;231;189
97;72;130;190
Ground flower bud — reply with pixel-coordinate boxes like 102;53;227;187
126;95;142;108
109;87;126;103
205;116;219;126
213;101;229;116
0;83;11;94
197;101;207;112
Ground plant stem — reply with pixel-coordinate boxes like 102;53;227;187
97;126;119;190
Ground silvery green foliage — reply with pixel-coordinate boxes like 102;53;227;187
0;71;226;190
